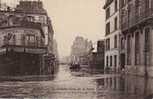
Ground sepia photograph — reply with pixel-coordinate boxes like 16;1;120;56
0;0;152;99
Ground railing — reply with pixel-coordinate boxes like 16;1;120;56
1;39;46;49
121;8;153;31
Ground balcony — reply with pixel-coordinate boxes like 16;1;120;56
1;39;47;54
121;8;153;32
0;21;45;38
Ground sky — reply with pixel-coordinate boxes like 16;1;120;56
3;0;106;57
43;0;105;57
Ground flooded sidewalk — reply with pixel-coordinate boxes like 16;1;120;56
0;65;152;99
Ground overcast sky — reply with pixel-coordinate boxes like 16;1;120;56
43;0;105;57
3;0;105;57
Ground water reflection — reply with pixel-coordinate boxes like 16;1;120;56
0;65;152;99
94;74;153;99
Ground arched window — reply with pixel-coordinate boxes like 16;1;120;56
127;35;131;65
135;32;140;65
144;28;150;65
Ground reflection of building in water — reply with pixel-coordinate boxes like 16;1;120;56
0;0;57;77
95;75;153;99
95;76;125;99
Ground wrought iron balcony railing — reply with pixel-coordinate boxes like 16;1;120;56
121;8;153;32
1;39;46;49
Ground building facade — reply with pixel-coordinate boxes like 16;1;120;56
89;40;105;70
96;40;105;68
0;0;56;76
119;0;153;77
103;0;120;72
70;36;93;65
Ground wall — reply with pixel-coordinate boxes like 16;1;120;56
104;0;120;71
123;25;153;77
0;28;44;48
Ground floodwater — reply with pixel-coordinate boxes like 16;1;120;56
0;65;152;99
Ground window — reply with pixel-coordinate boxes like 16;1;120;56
114;77;117;90
145;28;150;65
114;17;118;30
35;16;39;22
114;55;117;68
106;38;110;50
106;56;109;67
145;0;152;9
29;36;35;42
110;78;112;88
145;0;149;9
135;0;140;16
135;32;140;65
12;34;16;45
115;0;118;12
121;37;125;49
108;38;110;50
114;35;117;48
135;0;140;8
120;0;126;8
21;35;26;45
110;56;112;67
127;35;131;65
106;22;110;35
149;0;152;8
145;28;150;49
26;35;35;46
106;8;110;19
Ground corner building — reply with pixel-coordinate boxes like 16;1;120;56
103;0;121;72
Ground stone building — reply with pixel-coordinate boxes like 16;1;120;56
70;36;93;65
119;0;153;77
89;40;105;70
103;0;120;72
97;40;105;68
0;0;55;76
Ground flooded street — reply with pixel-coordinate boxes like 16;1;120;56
0;65;152;99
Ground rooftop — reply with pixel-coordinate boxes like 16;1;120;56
15;0;47;15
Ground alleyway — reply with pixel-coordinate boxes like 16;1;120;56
0;65;152;99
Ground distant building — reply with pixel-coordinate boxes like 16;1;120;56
119;0;153;77
70;36;93;65
97;40;105;68
89;40;105;70
103;0;120;72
